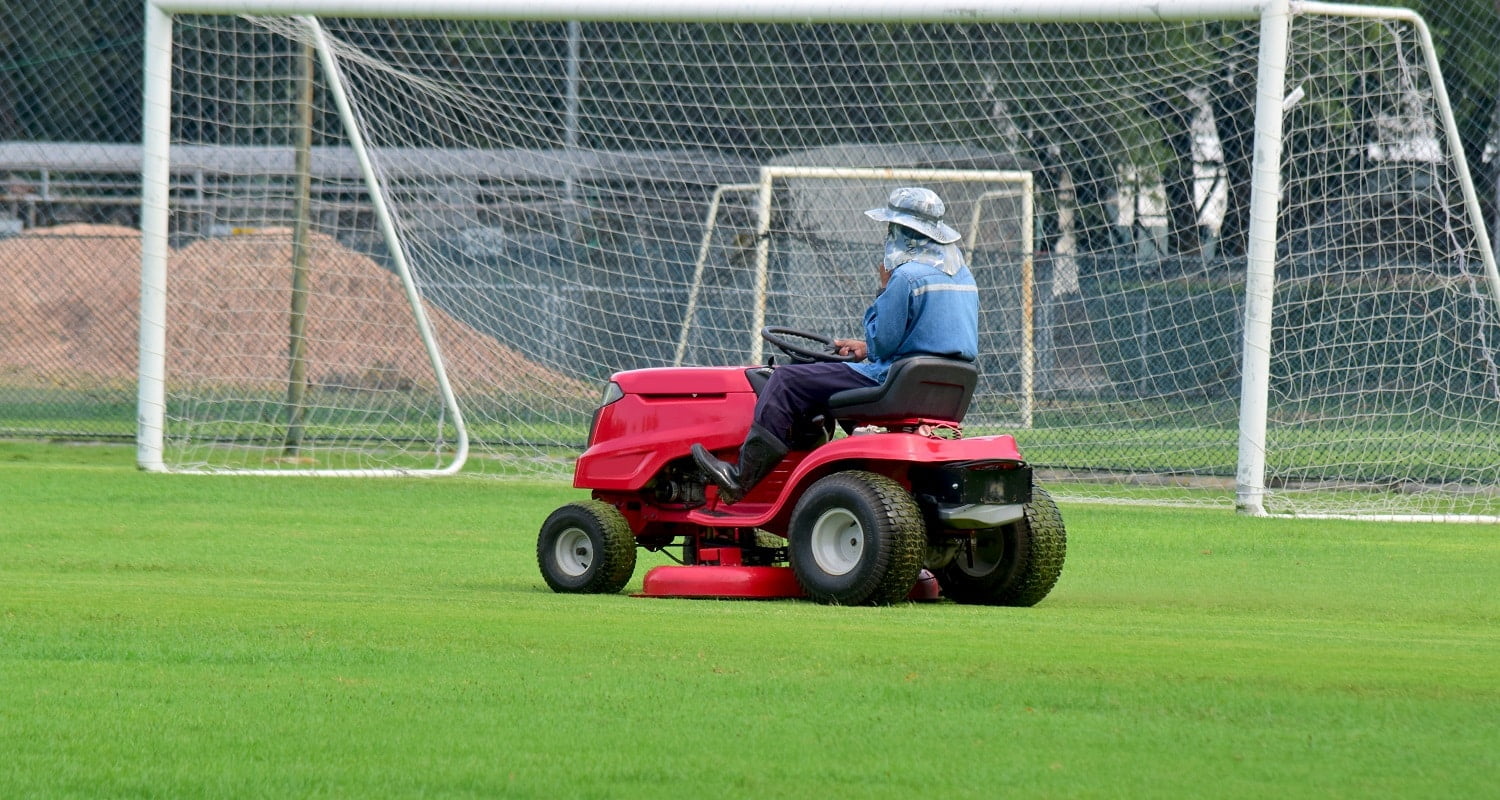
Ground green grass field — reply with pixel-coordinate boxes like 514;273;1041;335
2;440;1495;798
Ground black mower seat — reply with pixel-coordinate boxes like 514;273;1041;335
827;356;978;425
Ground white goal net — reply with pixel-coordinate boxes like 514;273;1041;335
139;1;1500;519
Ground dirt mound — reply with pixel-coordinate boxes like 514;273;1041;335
24;223;142;238
0;225;142;386
0;224;585;397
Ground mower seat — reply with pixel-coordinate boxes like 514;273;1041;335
827;356;978;426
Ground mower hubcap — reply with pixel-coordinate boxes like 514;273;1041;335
554;527;593;576
809;507;863;575
957;530;1003;576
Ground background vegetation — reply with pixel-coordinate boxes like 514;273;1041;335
4;1;1500;252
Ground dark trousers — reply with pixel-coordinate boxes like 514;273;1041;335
753;363;878;445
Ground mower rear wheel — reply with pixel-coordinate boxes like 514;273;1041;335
537;500;637;594
937;484;1066;607
788;471;925;605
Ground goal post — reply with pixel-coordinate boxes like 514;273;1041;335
137;0;1500;519
1234;0;1292;517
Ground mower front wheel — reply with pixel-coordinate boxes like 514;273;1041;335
788;471;925;605
537;500;637;594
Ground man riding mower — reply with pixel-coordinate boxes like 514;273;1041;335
538;188;1066;606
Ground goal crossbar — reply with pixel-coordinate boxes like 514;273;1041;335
147;0;1268;23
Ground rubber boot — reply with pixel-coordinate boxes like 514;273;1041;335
691;424;789;504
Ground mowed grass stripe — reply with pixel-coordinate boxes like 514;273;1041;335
1;441;1495;798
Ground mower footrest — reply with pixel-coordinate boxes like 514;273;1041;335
938;502;1026;530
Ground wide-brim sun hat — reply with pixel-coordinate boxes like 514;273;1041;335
864;186;962;244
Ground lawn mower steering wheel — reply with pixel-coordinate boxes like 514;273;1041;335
761;326;860;364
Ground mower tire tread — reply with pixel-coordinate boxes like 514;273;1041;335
536;500;637;594
938;483;1066;607
789;470;925;606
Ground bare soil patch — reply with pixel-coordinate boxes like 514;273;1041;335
0;224;583;398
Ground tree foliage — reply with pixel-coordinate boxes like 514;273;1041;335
3;1;1497;254
0;0;142;141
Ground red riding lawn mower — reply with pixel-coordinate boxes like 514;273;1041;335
537;327;1066;606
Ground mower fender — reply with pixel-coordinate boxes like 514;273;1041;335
684;433;1027;529
790;432;1025;473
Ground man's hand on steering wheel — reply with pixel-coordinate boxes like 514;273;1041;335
832;339;868;360
760;327;860;364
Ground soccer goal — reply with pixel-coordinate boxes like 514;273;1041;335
137;0;1500;520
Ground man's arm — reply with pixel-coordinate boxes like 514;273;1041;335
862;271;911;360
834;263;907;361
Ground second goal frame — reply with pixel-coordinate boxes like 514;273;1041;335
673;166;1036;426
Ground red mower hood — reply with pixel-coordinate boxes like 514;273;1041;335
610;366;754;395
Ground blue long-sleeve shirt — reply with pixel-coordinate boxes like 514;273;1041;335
847;261;979;384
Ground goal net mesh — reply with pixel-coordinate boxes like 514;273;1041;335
158;12;1500;516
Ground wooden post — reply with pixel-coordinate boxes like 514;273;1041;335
283;39;315;456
